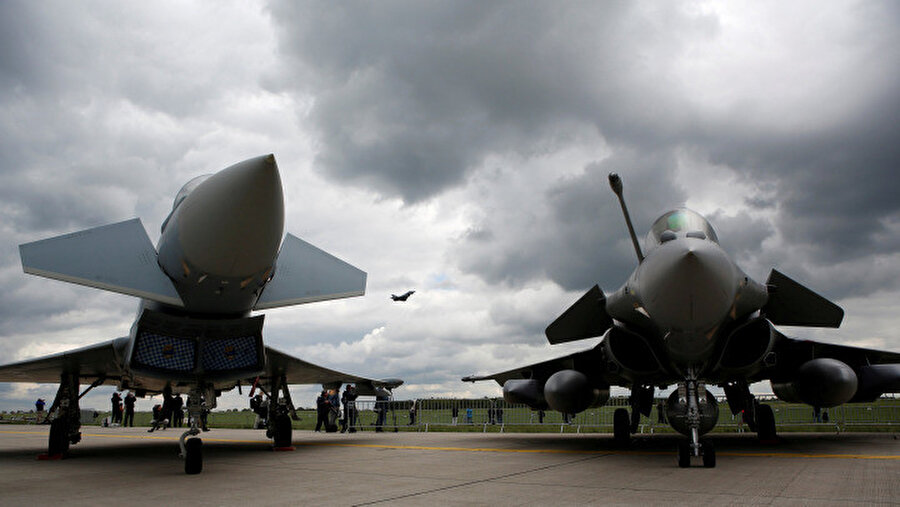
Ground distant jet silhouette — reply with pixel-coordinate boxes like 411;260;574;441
391;290;415;302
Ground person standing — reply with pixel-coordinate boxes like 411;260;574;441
408;400;417;426
172;394;184;428
327;390;340;432
158;386;174;430
315;390;328;432
111;392;122;424
374;393;388;432
123;392;136;427
451;404;459;425
340;385;358;433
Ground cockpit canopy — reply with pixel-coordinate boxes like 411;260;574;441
172;175;211;211
646;208;719;250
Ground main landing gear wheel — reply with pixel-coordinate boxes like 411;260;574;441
184;438;203;475
677;441;691;468
613;408;630;445
48;418;69;456
273;414;293;448
701;440;716;468
757;404;777;442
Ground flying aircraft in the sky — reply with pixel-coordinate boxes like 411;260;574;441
464;173;900;468
0;154;402;474
391;290;415;302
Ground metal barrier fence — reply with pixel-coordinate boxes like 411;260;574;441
345;397;900;433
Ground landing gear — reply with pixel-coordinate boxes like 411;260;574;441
48;417;70;456
180;384;213;474
42;372;81;459
701;439;715;468
184;437;203;474
613;408;630;445
677;441;691;468
272;412;293;448
675;369;715;468
756;403;777;442
264;375;297;450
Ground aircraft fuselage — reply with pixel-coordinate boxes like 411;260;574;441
605;209;768;370
125;155;285;391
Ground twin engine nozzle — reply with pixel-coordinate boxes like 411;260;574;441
502;370;609;413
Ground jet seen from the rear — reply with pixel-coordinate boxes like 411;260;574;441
0;155;402;473
465;173;900;467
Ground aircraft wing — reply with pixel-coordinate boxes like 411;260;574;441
545;285;613;345
462;343;612;386
259;346;402;396
19;218;183;307
0;338;128;385
254;234;367;310
751;331;900;402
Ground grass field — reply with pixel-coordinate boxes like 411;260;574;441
4;397;898;434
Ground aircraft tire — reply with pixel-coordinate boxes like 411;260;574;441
702;440;716;468
48;418;69;456
677;441;691;468
757;404;777;441
184;438;203;474
273;414;292;448
613;408;630;445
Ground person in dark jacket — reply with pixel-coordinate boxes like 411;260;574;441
123;392;136;427
340;385;358;433
148;404;162;432
315;390;328;432
111;392;122;424
172;394;184;427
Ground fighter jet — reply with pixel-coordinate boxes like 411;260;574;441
391;290;415;302
464;173;900;468
0;154;402;474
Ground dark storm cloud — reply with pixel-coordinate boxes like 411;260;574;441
267;1;716;203
269;1;900;298
455;149;687;291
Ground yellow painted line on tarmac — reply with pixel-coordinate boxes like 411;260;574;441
2;429;898;460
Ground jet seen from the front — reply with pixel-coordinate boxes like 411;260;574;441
465;173;900;467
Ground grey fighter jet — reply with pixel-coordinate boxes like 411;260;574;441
391;290;415;301
464;173;900;468
0;154;402;474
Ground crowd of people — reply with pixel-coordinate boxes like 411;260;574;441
315;385;363;433
31;383;395;433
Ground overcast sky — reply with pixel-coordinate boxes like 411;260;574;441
1;1;899;413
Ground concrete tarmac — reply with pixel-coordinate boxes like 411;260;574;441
1;425;898;506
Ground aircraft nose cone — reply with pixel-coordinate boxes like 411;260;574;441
638;239;736;334
177;154;285;278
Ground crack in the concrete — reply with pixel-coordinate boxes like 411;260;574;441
353;453;611;506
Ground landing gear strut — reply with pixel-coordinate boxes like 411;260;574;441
180;385;213;474
43;372;81;458
677;370;715;468
614;385;653;446
265;375;295;450
724;380;777;442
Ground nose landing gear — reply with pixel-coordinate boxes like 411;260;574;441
676;370;716;468
180;386;213;474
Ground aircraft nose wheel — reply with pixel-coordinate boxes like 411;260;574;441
676;439;716;468
184;438;203;474
701;439;715;468
613;408;631;446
